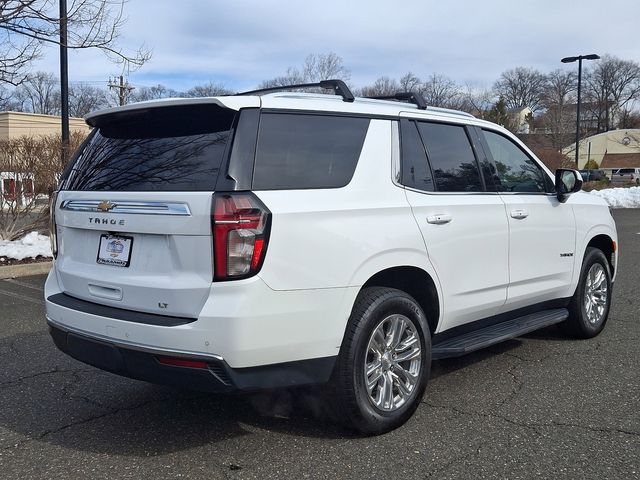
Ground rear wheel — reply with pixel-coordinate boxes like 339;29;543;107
561;247;612;338
332;287;430;434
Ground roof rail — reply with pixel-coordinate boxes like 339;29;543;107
367;92;427;110
238;79;355;103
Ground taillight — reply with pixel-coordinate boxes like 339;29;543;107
212;192;271;280
49;191;58;259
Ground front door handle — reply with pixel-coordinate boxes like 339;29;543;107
510;209;529;219
427;213;452;225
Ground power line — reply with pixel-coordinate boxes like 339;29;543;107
107;75;135;106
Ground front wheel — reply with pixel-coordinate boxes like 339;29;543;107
332;287;431;435
561;247;612;338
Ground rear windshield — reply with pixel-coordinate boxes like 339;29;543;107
62;104;236;191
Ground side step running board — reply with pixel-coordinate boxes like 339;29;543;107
432;308;569;360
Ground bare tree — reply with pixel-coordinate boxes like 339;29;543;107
68;83;108;116
259;52;350;89
539;69;577;149
357;76;400;97
399;72;421;92
458;83;496;118
0;85;14;109
617;108;640;129
0;0;151;86
302;53;349;82
184;82;232;97
13;71;60;114
542;69;577;107
584;54;640;132
0;131;85;240
420;73;462;108
129;83;180;103
494;67;547;113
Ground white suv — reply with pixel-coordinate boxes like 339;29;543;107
612;167;640;185
45;80;618;434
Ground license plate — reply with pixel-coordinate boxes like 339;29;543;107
96;234;133;267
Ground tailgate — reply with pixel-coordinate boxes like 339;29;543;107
51;102;241;319
54;191;213;318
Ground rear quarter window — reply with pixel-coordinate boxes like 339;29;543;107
252;113;370;190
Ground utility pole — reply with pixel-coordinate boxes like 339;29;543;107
59;0;69;162
108;75;135;106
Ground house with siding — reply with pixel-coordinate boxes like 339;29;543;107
562;129;640;172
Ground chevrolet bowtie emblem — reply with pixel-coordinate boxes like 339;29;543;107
97;201;116;212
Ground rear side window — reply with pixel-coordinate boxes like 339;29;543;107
62;104;236;191
416;122;483;192
400;120;434;191
252;113;369;190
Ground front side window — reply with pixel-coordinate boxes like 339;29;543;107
253;113;369;190
416;122;483;192
483;130;548;193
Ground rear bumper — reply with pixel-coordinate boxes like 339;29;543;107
45;267;357;368
48;318;336;392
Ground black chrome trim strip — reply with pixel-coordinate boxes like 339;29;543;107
60;200;192;216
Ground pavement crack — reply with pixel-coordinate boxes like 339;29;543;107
2;396;172;453
38;398;166;439
423;401;640;438
0;367;94;388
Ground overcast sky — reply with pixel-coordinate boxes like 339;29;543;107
33;0;640;93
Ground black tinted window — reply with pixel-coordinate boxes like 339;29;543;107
416;122;482;192
483;130;548;193
63;104;235;191
253;114;369;190
401;120;434;191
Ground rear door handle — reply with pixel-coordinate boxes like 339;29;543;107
427;213;452;225
510;209;529;219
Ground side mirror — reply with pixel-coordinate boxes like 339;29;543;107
555;169;583;203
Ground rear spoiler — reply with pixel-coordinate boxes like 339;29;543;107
84;96;260;127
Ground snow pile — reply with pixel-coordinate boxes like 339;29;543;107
589;186;640;208
0;232;52;260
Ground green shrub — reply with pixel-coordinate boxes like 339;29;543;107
583;159;600;170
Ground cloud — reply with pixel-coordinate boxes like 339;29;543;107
31;0;640;92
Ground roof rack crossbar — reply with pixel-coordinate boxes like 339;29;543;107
238;79;355;103
368;92;427;110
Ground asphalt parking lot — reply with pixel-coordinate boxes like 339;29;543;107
0;209;638;479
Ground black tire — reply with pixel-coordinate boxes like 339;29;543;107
561;247;612;338
332;287;431;435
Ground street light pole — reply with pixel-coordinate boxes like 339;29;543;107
59;0;69;162
561;54;600;168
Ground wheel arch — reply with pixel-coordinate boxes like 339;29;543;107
360;266;440;335
585;234;616;277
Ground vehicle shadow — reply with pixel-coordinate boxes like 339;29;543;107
0;324;571;456
0;332;356;458
429;339;522;379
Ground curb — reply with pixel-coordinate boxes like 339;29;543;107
0;261;52;279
